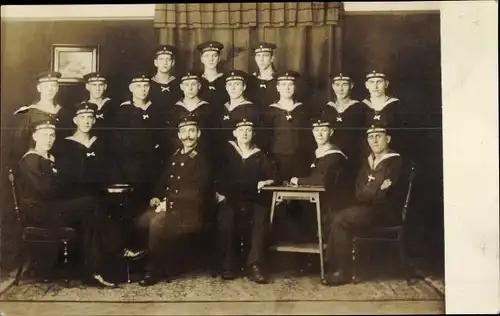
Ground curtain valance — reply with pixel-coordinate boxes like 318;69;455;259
154;2;343;29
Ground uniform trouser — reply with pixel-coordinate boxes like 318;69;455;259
138;209;201;277
23;196;112;278
325;205;377;273
217;202;268;270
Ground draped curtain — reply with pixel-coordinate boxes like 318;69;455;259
154;2;344;100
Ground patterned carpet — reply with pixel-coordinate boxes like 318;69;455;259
0;272;442;302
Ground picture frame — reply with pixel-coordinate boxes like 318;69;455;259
51;44;99;83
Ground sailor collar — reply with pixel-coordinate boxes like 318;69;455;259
151;75;176;85
65;135;97;149
362;97;399;111
253;71;275;81
228;140;261;159
224;100;253;112
367;151;400;170
88;97;111;110
14;103;61;115
327;99;359;114
269;101;302;113
22;150;55;162
202;72;223;82
120;100;153;111
175;99;208;112
315;146;347;159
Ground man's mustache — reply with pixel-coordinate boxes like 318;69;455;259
180;137;196;142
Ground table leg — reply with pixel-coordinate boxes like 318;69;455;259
269;192;277;225
315;193;325;280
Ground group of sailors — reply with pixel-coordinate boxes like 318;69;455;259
11;41;409;288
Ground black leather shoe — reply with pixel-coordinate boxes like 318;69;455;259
248;263;267;284
221;269;236;280
139;273;159;287
321;270;350;286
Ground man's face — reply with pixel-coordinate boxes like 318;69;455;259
73;113;95;133
367;132;391;154
154;54;175;74
129;82;150;100
365;78;388;98
277;80;295;99
332;80;353;99
178;125;200;148
86;82;107;99
226;80;246;100
201;51;220;70
233;125;254;145
255;52;274;71
180;79;201;99
312;126;333;146
37;82;59;100
33;128;56;151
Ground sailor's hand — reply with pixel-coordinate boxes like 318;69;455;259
150;197;161;208
155;200;167;213
380;179;392;190
290;177;299;186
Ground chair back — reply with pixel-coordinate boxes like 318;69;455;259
8;168;26;227
401;161;416;224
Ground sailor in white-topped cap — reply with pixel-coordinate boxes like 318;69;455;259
197;40;228;106
247;42;279;107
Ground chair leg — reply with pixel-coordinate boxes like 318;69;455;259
14;252;25;286
126;261;131;283
62;241;71;287
351;238;357;284
398;236;412;285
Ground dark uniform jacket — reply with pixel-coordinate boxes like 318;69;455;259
17;151;60;203
362;97;408;157
319;100;367;164
199;73;228;107
216;141;277;207
112;100;166;185
246;72;279;107
151;146;211;234
88;98;119;138
354;150;404;219
148;76;182;112
52;135;109;196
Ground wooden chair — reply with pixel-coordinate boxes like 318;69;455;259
351;161;417;285
8;169;76;286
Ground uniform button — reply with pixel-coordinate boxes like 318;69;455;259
177;176;180;179
172;162;176;166
166;187;170;191
180;162;184;166
170;174;174;178
175;189;179;193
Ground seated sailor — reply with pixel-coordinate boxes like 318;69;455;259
322;123;404;286
215;112;277;284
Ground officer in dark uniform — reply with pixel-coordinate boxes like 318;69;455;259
149;45;182;110
246;42;279;108
138;116;212;286
197;40;228;106
16;118;121;287
12;71;66;166
362;70;408;157
52;102;109;197
215;114;276;283
322;124;404;286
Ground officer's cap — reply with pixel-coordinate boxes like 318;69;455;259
276;70;300;82
225;70;248;83
83;72;107;83
197;41;224;54
154;45;178;58
254;42;277;54
178;114;199;129
74;101;98;116
365;70;387;80
180;70;200;83
130;72;150;84
331;73;353;83
36;71;62;83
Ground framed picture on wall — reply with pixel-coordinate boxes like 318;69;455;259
51;44;99;83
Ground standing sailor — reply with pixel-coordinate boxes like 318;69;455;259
149;45;181;110
246;42;279;108
197;41;228;107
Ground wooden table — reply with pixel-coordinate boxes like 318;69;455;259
262;184;326;279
